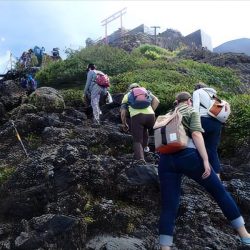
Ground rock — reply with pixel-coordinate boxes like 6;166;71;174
0;80;27;111
28;87;65;112
0;91;249;250
14;214;86;250
86;234;146;250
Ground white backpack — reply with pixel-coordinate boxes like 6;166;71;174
201;90;231;123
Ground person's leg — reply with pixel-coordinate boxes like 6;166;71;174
91;93;101;124
131;114;145;161
158;154;182;248
179;150;247;235
142;114;155;149
83;93;90;112
201;117;222;174
236;226;250;240
196;171;250;241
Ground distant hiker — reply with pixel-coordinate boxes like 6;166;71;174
26;74;37;94
51;48;62;61
20;74;37;94
52;48;59;57
158;92;250;250
20;52;28;68
83;63;110;126
192;82;222;178
20;76;28;89
34;46;45;66
120;83;159;164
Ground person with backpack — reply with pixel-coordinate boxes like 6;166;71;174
120;83;159;164
84;63;110;126
192;82;223;178
158;92;250;250
27;74;37;93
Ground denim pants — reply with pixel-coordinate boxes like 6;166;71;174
158;148;244;247
201;117;222;174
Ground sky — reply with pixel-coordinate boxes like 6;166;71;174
1;0;250;74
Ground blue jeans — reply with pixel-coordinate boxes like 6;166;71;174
201;117;222;174
158;148;244;247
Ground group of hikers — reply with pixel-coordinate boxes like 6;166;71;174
19;46;61;69
18;46;62;94
83;64;250;249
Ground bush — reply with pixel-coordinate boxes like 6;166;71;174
0;166;14;186
221;94;250;157
134;44;175;59
179;60;241;92
59;89;83;107
36;45;137;89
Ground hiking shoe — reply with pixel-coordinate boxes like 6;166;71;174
241;237;250;246
144;146;150;153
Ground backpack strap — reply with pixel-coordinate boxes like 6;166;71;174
202;89;221;101
199;89;214;109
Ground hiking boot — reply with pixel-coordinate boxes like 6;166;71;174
144;146;150;153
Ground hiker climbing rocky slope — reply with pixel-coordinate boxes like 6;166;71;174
0;84;249;249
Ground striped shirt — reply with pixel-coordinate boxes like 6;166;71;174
178;103;204;135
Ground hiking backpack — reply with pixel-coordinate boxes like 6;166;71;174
153;108;189;154
27;75;37;91
201;90;231;123
95;71;110;87
128;87;152;109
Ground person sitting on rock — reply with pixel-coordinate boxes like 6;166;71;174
158;92;250;250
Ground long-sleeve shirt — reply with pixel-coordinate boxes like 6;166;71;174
192;87;217;117
84;70;106;97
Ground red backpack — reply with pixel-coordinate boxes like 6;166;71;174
95;71;110;87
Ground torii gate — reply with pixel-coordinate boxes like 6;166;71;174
101;7;127;45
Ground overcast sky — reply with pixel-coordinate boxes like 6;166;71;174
1;0;250;73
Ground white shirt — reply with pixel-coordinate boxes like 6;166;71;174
192;87;217;117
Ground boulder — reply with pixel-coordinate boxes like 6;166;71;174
28;87;65;113
0;80;26;111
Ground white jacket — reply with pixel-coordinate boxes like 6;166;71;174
192;87;217;117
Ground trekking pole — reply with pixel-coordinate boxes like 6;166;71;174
10;120;29;158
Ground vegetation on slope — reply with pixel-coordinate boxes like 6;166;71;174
35;44;249;158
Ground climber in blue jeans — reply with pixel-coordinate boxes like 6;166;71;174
158;92;250;250
192;82;222;178
201;116;222;172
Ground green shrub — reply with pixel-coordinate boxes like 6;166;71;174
135;44;175;59
221;94;250;157
25;133;42;149
0;166;15;185
36;45;137;89
60;89;83;107
179;60;241;92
